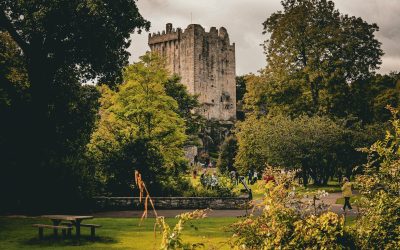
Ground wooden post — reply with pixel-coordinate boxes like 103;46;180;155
52;220;60;237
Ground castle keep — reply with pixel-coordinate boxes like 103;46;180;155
148;23;236;121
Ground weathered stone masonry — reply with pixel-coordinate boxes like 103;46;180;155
149;23;236;121
94;196;250;210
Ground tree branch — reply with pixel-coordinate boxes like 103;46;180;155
0;8;30;56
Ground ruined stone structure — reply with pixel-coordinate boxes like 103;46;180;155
148;23;236;121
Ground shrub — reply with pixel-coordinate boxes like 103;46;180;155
354;106;400;249
229;168;354;249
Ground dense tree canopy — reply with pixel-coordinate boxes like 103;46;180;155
235;114;380;185
0;1;149;211
217;135;238;173
88;53;188;195
164;75;203;145
262;0;383;116
0;0;149;152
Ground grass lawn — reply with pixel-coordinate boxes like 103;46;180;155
0;217;238;249
187;172;343;201
295;181;342;194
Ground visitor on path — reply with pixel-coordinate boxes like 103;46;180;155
200;169;207;186
341;177;353;211
247;169;253;184
210;171;218;189
230;170;236;184
235;171;240;185
252;170;258;184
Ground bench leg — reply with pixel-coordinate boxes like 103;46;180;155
90;227;95;239
38;228;43;240
67;228;72;238
52;220;61;237
62;229;67;238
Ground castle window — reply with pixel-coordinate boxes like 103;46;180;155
220;96;223;102
212;99;214;103
221;69;224;74
199;54;201;60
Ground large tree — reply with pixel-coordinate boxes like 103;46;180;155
0;1;149;211
88;53;187;195
235;115;371;185
263;0;383;116
0;0;149;153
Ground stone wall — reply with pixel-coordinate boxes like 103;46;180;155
93;196;250;210
148;23;236;121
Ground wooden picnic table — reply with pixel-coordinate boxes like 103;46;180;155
41;215;93;238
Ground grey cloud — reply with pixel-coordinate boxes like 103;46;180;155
129;0;399;75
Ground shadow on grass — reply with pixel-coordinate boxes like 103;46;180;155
23;235;117;247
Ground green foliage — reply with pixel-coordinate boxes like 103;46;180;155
235;114;381;184
0;0;149;86
236;75;248;120
164;74;204;145
230;168;353;249
0;0;148;211
262;0;383;116
235;115;342;184
186;174;236;197
157;210;207;250
354;107;400;249
351;73;400;123
242;74;274;115
88;52;188;196
216;135;238;173
0;31;29;105
291;212;353;249
236;75;247;103
199;119;233;158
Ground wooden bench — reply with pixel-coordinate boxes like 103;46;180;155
32;224;72;239
61;222;101;238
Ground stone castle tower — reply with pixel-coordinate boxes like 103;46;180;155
148;23;236;121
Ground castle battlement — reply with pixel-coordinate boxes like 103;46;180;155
148;23;236;121
149;23;234;49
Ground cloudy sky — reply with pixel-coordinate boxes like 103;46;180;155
129;0;399;75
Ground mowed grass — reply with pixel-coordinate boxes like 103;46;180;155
0;217;237;250
295;181;342;194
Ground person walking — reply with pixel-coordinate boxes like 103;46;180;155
341;177;353;211
247;169;253;184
